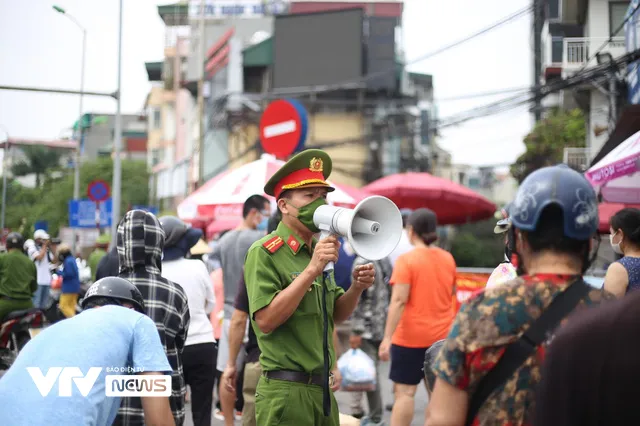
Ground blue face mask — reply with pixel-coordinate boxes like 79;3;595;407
256;217;269;231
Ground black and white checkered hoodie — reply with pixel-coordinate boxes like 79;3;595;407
113;210;190;426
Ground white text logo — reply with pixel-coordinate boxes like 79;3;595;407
27;367;102;397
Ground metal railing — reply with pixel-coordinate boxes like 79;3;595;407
563;37;626;69
563;147;594;171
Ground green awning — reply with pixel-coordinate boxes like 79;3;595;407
72;114;108;131
243;37;273;67
158;2;189;25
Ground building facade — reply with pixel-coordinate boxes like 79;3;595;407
541;0;630;168
146;5;197;210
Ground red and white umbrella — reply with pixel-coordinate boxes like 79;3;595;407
177;154;370;234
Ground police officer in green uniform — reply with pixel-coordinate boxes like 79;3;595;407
244;149;376;426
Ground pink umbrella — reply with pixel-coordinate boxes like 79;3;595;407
362;172;496;225
177;154;370;235
586;130;640;204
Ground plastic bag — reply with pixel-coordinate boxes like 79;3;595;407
337;348;376;392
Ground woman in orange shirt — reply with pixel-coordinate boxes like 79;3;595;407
379;208;457;426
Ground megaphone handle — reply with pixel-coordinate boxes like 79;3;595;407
319;230;335;273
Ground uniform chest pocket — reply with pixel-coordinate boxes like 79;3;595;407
295;275;339;318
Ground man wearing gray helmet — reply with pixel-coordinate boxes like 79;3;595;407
0;277;175;426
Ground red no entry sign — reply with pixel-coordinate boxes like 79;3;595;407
259;99;308;159
87;179;111;202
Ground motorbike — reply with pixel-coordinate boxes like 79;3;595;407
0;308;45;372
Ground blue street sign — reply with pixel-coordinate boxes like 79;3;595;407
34;221;49;232
132;205;159;215
69;198;113;228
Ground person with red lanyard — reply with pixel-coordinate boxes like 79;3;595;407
426;164;615;426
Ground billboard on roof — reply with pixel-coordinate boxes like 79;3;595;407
272;8;364;89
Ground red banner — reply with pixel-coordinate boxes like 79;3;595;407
454;272;490;312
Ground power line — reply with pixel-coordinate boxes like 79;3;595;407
434;86;531;102
433;45;640;129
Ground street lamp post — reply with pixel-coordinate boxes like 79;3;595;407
53;5;86;252
110;0;123;246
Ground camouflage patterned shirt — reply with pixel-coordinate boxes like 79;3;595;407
432;274;614;426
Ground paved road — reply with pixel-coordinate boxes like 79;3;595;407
184;361;429;426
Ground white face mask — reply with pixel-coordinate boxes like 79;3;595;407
610;231;624;255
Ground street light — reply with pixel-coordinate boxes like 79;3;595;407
53;4;86;252
111;0;124;246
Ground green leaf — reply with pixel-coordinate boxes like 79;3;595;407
511;108;586;184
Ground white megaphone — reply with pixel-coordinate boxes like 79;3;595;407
313;196;404;272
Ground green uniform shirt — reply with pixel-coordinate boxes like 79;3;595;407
88;248;107;281
244;222;345;375
0;250;38;300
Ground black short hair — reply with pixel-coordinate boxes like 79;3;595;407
408;208;438;245
83;296;123;310
242;194;270;218
267;211;282;233
521;204;590;262
279;190;292;200
611;208;640;247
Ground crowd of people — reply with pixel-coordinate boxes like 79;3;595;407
0;148;640;426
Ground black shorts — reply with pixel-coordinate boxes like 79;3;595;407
389;344;430;386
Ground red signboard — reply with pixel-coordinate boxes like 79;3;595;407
87;179;111;202
259;100;307;159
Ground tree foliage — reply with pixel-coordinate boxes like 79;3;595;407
510;108;586;184
450;219;504;268
10;146;65;187
4;158;149;237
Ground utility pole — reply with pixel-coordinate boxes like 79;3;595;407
110;0;123;247
608;68;618;126
533;0;543;121
197;0;206;186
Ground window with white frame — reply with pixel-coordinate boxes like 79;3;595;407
610;1;631;36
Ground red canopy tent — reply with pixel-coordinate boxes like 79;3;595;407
362;172;496;225
598;202;640;233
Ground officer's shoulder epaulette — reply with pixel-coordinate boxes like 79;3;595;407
262;235;284;254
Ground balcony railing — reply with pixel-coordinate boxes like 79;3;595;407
563;37;626;71
563;147;595;171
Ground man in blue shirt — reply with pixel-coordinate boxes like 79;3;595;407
0;277;175;426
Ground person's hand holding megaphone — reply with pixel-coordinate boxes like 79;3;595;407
351;263;375;291
308;235;341;275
